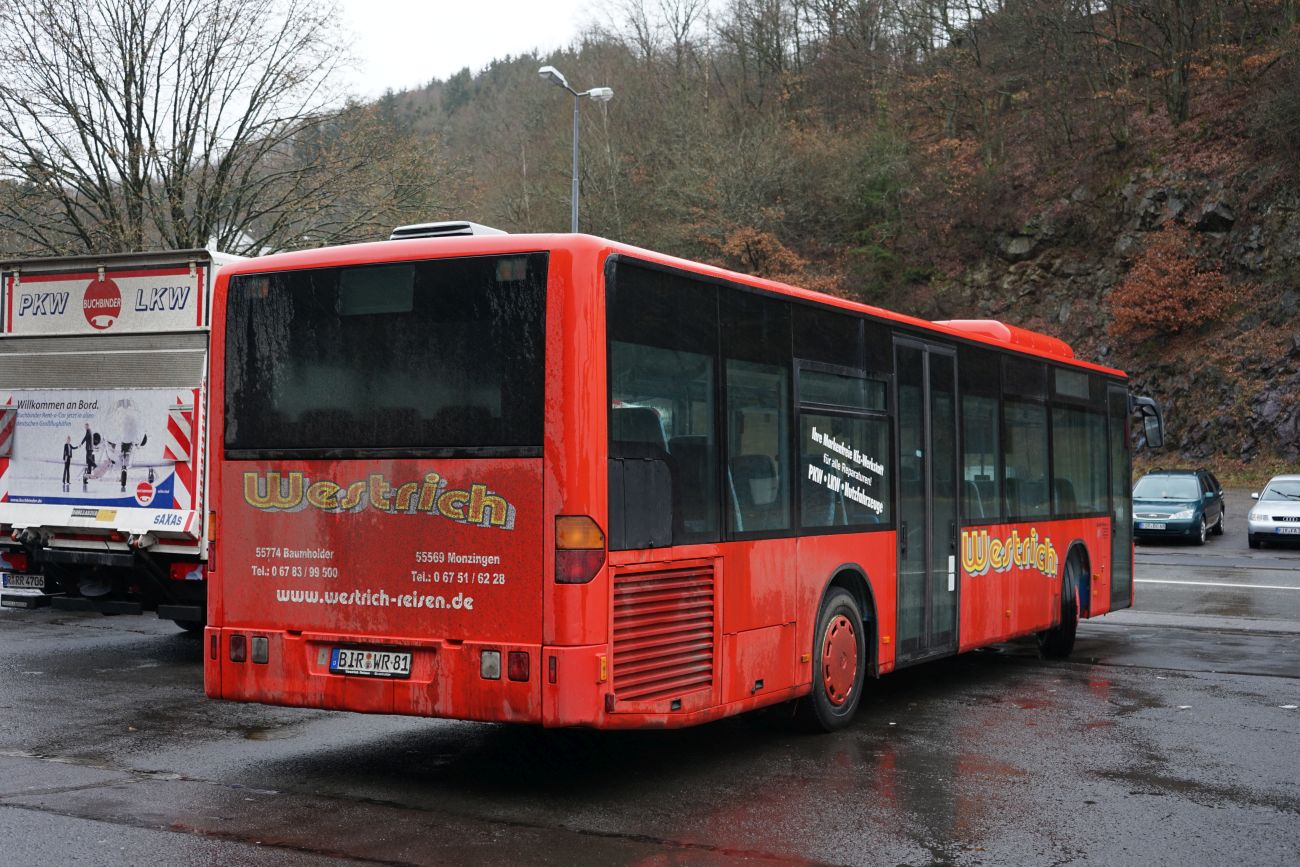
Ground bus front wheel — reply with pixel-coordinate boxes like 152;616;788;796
795;587;867;733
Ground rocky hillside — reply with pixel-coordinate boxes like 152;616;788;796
904;165;1300;467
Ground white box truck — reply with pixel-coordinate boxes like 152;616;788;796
0;249;240;629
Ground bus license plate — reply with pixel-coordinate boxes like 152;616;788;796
329;648;412;679
1137;522;1166;530
1277;527;1300;535
1;573;43;590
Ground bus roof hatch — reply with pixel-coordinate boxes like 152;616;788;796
389;221;508;241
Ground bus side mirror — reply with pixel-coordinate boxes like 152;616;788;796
1143;413;1163;449
1130;396;1164;450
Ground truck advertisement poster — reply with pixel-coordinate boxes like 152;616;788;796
1;388;197;510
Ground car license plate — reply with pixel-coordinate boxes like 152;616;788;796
329;648;412;679
1137;522;1166;530
1277;527;1300;535
1;573;43;590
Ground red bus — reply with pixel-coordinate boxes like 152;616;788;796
204;223;1162;731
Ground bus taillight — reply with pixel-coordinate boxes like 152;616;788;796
555;516;605;584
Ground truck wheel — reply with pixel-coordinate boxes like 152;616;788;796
794;587;866;733
1038;551;1081;659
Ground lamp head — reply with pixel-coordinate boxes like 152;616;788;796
538;65;569;90
586;87;614;102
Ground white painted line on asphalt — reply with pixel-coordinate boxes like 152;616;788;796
1135;578;1300;591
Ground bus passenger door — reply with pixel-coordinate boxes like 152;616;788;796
1108;385;1133;609
894;340;959;662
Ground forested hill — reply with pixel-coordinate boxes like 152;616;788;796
2;2;1294;467
372;1;1299;469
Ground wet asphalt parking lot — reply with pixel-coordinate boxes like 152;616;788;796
1;491;1296;866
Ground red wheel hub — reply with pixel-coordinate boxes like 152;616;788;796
821;614;858;706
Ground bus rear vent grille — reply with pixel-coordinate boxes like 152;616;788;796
612;564;715;702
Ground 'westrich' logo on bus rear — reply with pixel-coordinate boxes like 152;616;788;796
242;471;515;529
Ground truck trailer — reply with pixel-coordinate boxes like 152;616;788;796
0;249;240;628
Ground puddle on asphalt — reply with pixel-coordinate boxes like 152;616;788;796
241;726;292;741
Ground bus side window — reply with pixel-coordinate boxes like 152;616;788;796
607;263;721;550
961;393;1000;522
1004;400;1050;518
722;291;792;535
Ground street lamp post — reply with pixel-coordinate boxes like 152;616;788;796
538;65;614;233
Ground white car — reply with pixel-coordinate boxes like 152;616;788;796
1247;474;1300;549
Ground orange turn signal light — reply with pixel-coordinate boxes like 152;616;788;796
556;515;604;550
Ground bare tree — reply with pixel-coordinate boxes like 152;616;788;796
0;0;432;255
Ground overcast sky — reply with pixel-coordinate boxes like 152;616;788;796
338;0;599;97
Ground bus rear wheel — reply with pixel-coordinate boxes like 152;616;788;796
795;588;866;733
1038;551;1081;659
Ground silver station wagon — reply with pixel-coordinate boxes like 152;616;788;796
1247;474;1300;549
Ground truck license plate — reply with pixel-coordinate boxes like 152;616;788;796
329;648;412;678
1;573;44;590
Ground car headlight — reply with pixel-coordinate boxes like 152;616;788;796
1170;509;1195;520
1248;509;1259;520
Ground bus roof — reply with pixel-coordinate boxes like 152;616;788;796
219;232;1128;379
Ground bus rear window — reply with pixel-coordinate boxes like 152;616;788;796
224;253;546;457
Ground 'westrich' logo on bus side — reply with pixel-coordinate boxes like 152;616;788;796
961;528;1058;579
242;471;515;529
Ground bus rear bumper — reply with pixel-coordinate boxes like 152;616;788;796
204;627;543;724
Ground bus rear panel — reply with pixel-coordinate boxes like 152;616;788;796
208;250;552;722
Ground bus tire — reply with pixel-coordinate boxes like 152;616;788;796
795;587;866;733
1038;551;1081;659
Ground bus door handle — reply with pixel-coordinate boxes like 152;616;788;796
950;520;957;552
900;521;907;557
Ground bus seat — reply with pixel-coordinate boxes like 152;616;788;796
609;432;675;548
611;406;667;453
731;454;778;507
964;480;985;519
1004;477;1020;515
1053;477;1077;514
1021;479;1048;515
726;467;743;532
802;455;846;526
